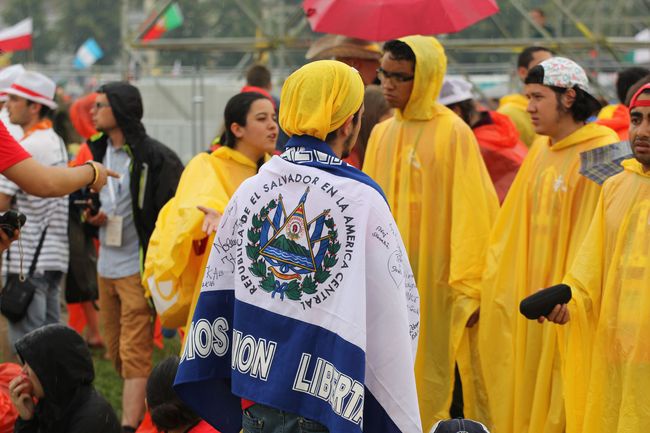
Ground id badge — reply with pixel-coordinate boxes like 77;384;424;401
105;215;123;247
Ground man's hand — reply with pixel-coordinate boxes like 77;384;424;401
537;304;570;325
466;308;480;328
8;375;35;420
198;205;222;235
88;162;119;193
84;209;108;226
0;228;18;252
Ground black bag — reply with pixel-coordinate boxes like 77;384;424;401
65;202;98;303
519;284;572;320
0;228;47;322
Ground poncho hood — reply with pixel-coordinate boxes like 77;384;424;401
396;35;447;121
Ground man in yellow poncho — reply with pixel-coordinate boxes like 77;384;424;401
477;57;619;433
363;35;499;430
498;46;553;147
543;83;650;433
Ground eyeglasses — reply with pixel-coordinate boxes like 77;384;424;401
94;102;111;110
376;67;414;83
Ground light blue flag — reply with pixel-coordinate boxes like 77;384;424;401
73;38;103;69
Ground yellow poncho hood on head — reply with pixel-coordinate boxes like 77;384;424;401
397;35;447;121
279;60;364;141
364;34;499;431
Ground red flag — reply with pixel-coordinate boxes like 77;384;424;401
0;18;32;52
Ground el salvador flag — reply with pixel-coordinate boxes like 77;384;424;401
73;38;103;69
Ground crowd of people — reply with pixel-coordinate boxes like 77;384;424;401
0;30;648;433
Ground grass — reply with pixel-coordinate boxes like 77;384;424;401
92;333;182;420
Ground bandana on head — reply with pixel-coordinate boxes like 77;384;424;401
279;60;364;141
540;57;591;95
629;83;650;111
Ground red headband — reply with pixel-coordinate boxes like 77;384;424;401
629;83;650;111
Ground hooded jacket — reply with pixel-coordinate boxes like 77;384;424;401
363;35;499;430
13;324;120;433
87;82;184;259
473;110;528;203
497;93;537;147
595;103;630;141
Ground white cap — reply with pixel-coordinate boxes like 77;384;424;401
1;70;58;109
438;76;474;106
0;64;25;102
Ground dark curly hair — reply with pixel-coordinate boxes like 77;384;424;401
146;356;201;431
525;64;602;122
382;40;416;65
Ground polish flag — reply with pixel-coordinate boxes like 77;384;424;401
0;18;33;53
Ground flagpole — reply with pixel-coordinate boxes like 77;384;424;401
122;0;129;79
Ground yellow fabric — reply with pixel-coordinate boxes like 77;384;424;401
497;93;537;147
596;103;618;120
363;35;499;432
561;159;650;433
143;146;259;328
279;60;364;140
477;123;619;433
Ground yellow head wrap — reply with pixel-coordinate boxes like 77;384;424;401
279;60;364;141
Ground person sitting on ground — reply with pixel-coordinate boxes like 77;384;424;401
144;356;218;433
8;324;120;433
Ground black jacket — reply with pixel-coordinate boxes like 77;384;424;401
14;325;120;433
88;82;184;259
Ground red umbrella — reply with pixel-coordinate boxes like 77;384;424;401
303;0;499;41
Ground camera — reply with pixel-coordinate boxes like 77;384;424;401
0;210;26;237
72;191;100;216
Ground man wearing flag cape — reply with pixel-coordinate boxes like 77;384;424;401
174;60;422;433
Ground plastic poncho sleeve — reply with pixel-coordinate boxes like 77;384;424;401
143;152;229;328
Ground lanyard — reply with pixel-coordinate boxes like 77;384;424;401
105;145;130;213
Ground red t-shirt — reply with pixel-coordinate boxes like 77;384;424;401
0;120;30;173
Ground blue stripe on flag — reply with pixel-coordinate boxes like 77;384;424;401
175;291;405;433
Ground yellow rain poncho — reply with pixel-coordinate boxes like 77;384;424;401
143;146;261;329
497;93;537;147
561;159;650;433
478;123;618;433
363;35;499;431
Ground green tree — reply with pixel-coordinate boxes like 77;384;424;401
2;0;55;64
54;0;121;65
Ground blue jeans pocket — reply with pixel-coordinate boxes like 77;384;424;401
242;409;264;433
299;417;328;433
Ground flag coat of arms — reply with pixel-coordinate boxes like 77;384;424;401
175;145;422;433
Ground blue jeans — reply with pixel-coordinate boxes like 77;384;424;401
243;404;329;433
8;271;62;348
